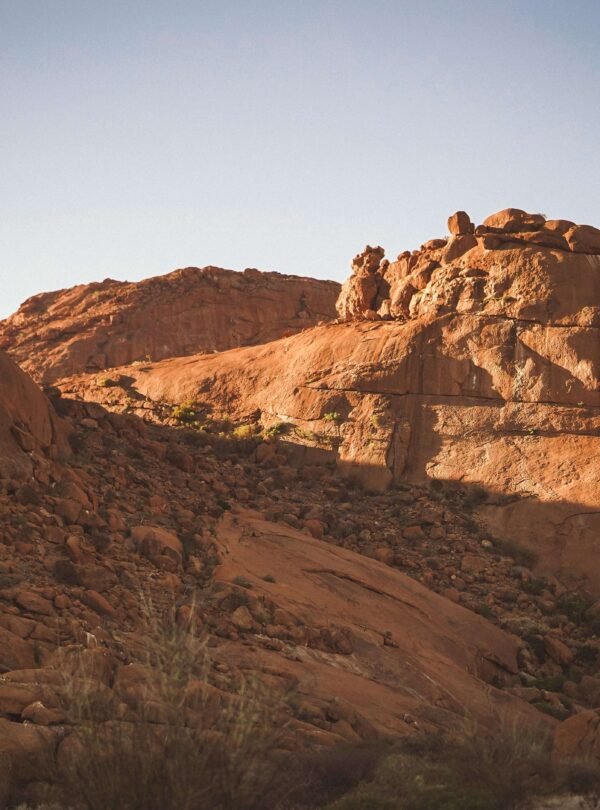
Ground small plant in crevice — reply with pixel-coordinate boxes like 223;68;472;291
262;421;288;439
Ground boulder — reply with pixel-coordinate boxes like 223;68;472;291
0;350;69;479
553;709;600;765
130;525;183;568
447;210;473;235
565;224;600;254
482;208;546;232
442;233;478;262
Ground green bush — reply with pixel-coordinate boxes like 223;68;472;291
171;400;200;425
262;421;288;439
233;575;253;589
556;592;592;623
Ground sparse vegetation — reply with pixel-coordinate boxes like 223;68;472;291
172;400;201;426
320;717;598;810
556;592;592;624
233;575;253;589
262;421;288;439
96;375;118;388
232;423;258;440
57;597;287;810
495;537;538;568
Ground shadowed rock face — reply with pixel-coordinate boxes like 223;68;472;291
0;265;340;383
0;351;69;478
71;210;600;592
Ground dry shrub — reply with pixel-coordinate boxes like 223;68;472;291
322;715;557;810
559;759;600;805
285;741;390;808
446;715;554;806
58;597;289;810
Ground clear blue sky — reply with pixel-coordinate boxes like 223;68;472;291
2;0;600;317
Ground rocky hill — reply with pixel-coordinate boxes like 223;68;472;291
61;209;600;597
1;213;599;806
0;265;340;383
0;362;569;806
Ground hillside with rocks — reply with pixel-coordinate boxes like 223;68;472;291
0;360;571;807
0;266;340;384
1;214;599;807
66;209;600;598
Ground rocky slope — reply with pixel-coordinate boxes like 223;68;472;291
0;265;340;383
1;372;572;806
69;209;600;595
1;211;599;804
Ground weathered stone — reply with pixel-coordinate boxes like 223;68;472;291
130;525;183;568
447;211;472;235
544;635;574;666
553;709;600;766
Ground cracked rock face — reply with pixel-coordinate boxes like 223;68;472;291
69;210;600;593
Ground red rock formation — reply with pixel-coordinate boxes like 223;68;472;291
0;350;68;478
0;266;340;383
82;210;600;592
0;383;560;804
336;245;386;320
553;709;600;766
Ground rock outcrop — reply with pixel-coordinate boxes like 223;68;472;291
0;266;340;383
78;209;600;593
336;208;600;322
0;351;68;479
2;217;600;803
553;709;600;766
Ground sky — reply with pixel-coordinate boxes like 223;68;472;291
2;0;600;318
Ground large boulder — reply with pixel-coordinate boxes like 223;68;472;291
482;207;546;232
0;350;69;479
447;210;473;236
553;709;600;766
130;525;183;570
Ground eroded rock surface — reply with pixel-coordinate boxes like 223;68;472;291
0;266;340;383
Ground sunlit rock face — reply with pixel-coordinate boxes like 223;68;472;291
81;209;600;592
0;265;340;383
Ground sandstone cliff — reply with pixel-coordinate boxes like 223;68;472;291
0;265;340;383
72;209;600;593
